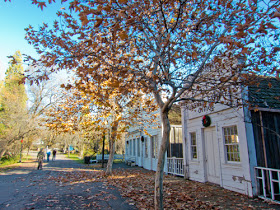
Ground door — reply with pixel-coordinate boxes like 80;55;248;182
204;127;220;184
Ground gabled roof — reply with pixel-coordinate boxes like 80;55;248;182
248;77;280;109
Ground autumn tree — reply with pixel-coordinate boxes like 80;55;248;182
45;73;155;174
0;51;29;159
24;0;280;209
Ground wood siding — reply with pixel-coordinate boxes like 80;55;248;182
251;111;280;169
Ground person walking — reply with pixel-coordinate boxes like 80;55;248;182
37;148;45;170
46;149;51;162
52;149;57;161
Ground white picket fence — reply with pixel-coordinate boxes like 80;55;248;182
167;157;184;176
255;166;280;203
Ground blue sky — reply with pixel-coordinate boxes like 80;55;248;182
0;0;67;80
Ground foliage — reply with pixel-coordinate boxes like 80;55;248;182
0;155;20;166
0;51;29;159
23;0;280;209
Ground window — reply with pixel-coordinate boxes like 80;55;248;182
190;132;197;159
151;135;158;158
167;126;183;158
126;141;129;155
223;126;240;162
137;138;140;157
145;137;148;158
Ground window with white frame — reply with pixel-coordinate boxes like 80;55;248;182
223;125;240;162
145;137;148;158
151;135;158;158
137;138;140;157
190;132;197;160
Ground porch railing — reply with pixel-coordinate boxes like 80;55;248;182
255;166;280;203
167;157;184;177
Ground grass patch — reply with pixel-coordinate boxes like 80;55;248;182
0;154;32;168
65;153;84;164
113;159;124;163
0;155;20;167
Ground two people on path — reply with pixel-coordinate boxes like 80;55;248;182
37;148;57;170
37;148;45;170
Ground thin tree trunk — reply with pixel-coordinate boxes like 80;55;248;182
106;122;118;175
0;148;6;159
154;110;170;210
80;143;84;159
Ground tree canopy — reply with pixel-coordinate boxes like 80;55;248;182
23;0;280;209
0;51;28;158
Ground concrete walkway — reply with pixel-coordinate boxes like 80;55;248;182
0;151;136;210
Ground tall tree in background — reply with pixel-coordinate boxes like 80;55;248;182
25;0;280;209
0;51;28;158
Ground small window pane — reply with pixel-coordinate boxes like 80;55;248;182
223;125;240;162
190;132;197;160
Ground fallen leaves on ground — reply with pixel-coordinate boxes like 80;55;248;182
41;168;279;209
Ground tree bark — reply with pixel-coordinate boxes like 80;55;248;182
106;122;118;175
154;109;170;210
0;148;6;159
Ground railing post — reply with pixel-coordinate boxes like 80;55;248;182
173;157;175;174
261;169;267;198
269;170;275;200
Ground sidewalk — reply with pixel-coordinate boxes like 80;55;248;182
0;152;279;209
0;151;136;210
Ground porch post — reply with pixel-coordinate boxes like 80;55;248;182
181;104;189;179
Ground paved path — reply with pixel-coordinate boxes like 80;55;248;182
0;151;136;210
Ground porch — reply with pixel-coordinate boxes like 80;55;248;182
167;157;184;176
255;166;280;203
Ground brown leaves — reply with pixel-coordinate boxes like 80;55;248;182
218;36;233;44
119;31;128;40
94;18;103;28
80;14;89;26
118;0;128;3
272;11;280;20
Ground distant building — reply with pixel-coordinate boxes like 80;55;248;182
125;105;183;175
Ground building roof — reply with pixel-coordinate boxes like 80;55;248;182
248;77;280;109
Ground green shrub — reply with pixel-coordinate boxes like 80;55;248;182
0;155;19;166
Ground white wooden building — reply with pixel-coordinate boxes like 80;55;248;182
125;106;183;175
182;77;280;201
181;103;254;196
125;78;280;202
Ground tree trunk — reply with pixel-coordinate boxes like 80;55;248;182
154;110;170;210
0;148;6;159
106;138;116;175
79;143;84;159
106;122;118;175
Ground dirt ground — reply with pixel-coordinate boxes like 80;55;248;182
0;152;279;209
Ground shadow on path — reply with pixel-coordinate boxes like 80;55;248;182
0;151;137;210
